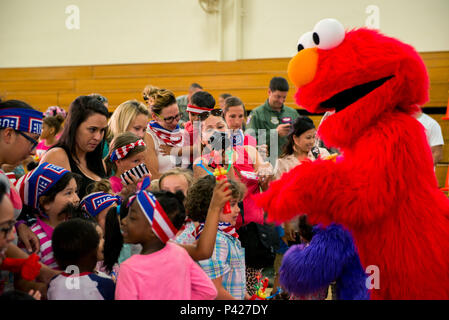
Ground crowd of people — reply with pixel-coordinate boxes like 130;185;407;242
0;75;443;301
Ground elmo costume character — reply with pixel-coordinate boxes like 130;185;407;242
255;18;449;299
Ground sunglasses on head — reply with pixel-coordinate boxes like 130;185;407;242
199;109;223;121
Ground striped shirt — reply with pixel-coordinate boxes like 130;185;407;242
198;230;246;300
30;218;58;269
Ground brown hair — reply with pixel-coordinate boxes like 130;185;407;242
185;175;246;222
142;85;159;104
43;115;65;136
223;96;246;117
144;87;176;115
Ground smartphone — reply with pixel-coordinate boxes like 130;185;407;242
120;163;149;185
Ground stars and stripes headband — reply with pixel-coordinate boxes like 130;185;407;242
110;139;146;161
128;177;178;243
14;162;69;210
0;108;43;135
186;104;213;115
80;192;122;217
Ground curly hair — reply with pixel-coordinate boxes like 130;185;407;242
185;175;246;222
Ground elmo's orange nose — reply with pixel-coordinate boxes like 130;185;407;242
287;47;319;88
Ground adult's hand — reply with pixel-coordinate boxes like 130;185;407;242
16;223;40;254
276;123;292;138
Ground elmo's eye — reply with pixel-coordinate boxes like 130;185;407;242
296;31;315;52
312;18;345;50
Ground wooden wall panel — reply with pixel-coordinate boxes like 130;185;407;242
0;52;447;113
92;58;289;79
0;66;92;81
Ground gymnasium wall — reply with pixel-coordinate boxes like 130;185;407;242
1;0;449;67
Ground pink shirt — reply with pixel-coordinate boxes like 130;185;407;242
29;218;58;269
115;242;217;300
35;140;53;160
109;176;123;194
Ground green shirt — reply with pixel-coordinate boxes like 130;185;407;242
176;94;190;124
246;100;298;161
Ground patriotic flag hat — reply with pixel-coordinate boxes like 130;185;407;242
186;104;213;115
110;139;146;161
128;177;178;243
80;192;121;217
0;108;43;135
14;162;69;210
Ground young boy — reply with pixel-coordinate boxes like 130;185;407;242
48;218;115;300
178;175;247;300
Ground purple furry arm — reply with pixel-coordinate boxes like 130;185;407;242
279;224;369;299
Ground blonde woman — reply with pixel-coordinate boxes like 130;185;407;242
107;100;149;141
104;100;149;164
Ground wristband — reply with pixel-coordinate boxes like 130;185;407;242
15;220;26;229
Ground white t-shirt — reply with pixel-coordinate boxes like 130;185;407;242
146;128;188;174
417;113;444;147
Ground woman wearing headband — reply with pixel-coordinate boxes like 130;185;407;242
0;99;59;297
41;95;109;199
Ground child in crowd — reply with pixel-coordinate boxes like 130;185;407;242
15;162;80;269
80;191;123;278
158;168;193;197
115;179;217;300
177;175;247;300
35;115;65;161
48;218;115;300
105;132;148;197
80;191;121;233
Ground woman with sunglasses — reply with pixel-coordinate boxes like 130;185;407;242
144;88;187;179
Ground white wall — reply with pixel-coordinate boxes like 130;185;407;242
0;0;448;68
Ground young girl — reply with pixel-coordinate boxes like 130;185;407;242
15;162;80;269
105;132;148;196
115;181;217;300
48;218;115;300
178;175;247;300
35;115;65;161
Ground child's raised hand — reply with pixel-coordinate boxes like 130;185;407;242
210;179;232;212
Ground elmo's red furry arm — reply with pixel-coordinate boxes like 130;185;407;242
256;113;435;229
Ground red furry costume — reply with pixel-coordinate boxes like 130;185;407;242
255;19;449;300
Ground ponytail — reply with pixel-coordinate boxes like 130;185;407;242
103;206;123;275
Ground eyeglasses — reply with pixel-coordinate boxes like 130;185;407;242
154;112;181;124
0;220;16;239
199;109;223;121
15;131;39;151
